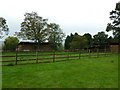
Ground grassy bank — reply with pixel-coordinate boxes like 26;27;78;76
2;54;118;88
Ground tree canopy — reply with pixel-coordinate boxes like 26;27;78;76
64;33;74;49
65;33;87;50
70;34;87;49
0;17;9;38
16;12;49;43
83;33;93;47
106;2;120;42
47;23;65;50
93;31;108;45
3;36;19;51
15;12;65;50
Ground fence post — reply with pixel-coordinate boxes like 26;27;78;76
89;49;91;58
68;50;69;60
105;46;107;56
15;51;18;65
53;50;55;62
97;48;99;58
36;51;38;63
79;50;81;59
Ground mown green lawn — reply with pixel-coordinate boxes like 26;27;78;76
2;54;118;88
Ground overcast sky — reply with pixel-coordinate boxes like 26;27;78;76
0;0;119;40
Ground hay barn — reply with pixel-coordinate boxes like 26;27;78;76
17;42;53;51
109;43;120;53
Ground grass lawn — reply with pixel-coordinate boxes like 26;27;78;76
2;54;118;88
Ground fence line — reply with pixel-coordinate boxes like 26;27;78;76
0;49;112;66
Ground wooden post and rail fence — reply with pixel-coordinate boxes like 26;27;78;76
0;49;112;66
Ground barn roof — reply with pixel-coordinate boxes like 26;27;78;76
18;42;50;45
110;43;120;45
94;43;120;45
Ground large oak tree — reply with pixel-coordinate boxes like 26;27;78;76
16;12;65;50
16;12;49;43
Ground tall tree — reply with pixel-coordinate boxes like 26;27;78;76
106;2;120;43
16;12;49;43
3;36;19;51
47;23;65;50
74;32;78;35
0;17;9;38
64;33;74;50
64;35;70;49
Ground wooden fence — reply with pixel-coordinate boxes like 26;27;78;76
0;49;112;66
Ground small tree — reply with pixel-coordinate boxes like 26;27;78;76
70;34;87;50
3;36;19;51
0;17;9;38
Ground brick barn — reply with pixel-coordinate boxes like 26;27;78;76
17;42;53;51
88;43;119;53
109;43;120;53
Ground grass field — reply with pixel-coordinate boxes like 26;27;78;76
2;54;118;88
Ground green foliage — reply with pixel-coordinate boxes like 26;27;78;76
0;17;9;38
64;33;74;49
64;35;70;49
65;33;87;50
107;36;113;44
93;31;108;45
106;2;120;40
70;34;87;49
15;12;65;51
83;33;93;47
15;12;49;43
107;36;118;44
47;23;65;50
113;35;119;43
3;36;19;51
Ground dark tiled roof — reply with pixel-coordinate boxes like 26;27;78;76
110;43;120;45
94;43;120;45
18;42;49;45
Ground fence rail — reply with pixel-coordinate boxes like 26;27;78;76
0;49;112;66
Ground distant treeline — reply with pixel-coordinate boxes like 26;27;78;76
64;31;118;50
